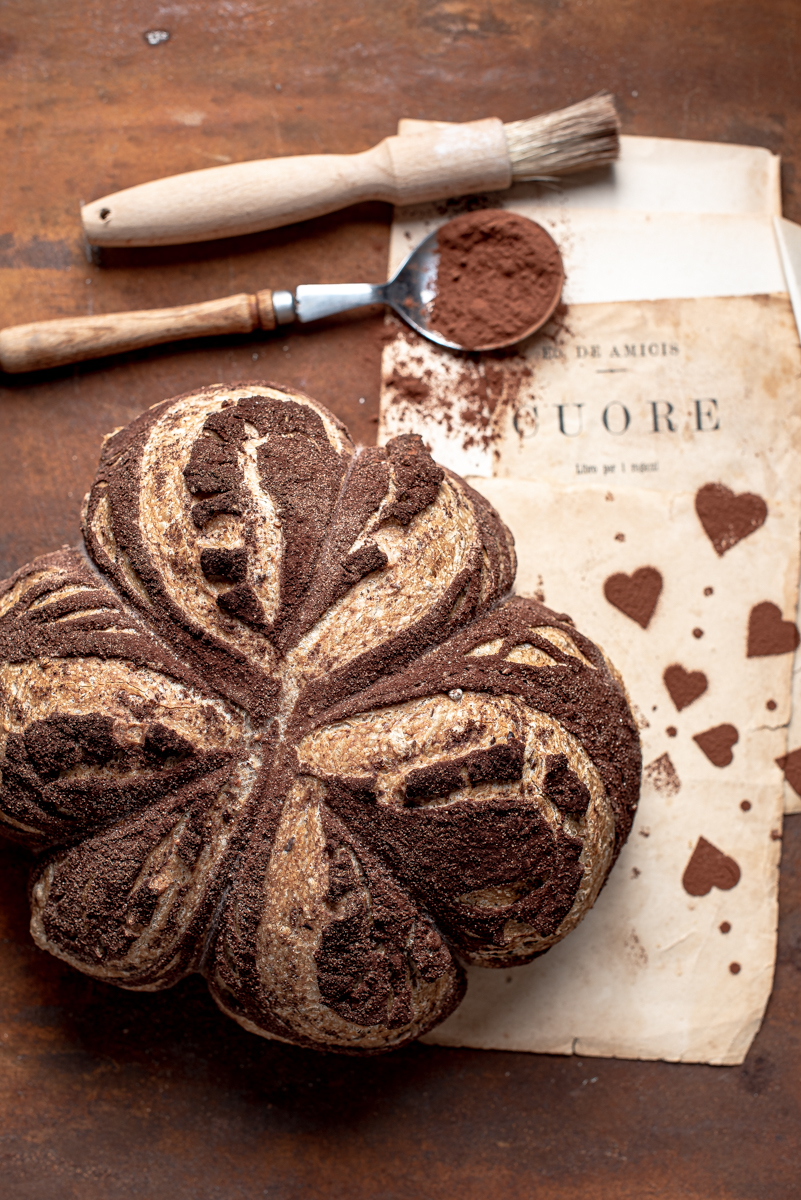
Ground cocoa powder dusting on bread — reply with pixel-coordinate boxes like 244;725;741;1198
0;383;640;1053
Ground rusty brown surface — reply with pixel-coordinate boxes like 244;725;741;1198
1;1;800;1196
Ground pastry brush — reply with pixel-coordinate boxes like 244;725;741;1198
81;93;619;248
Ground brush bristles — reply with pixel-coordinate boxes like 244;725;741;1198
503;92;620;180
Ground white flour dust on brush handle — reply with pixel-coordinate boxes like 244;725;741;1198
81;94;619;248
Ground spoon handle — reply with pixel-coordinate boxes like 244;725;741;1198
293;284;387;323
0;290;278;373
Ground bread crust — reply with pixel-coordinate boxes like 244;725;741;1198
0;383;640;1053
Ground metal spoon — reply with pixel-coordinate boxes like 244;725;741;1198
278;222;564;352
277;226;450;346
0;221;563;374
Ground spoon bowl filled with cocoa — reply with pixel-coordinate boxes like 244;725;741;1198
291;209;565;352
392;208;565;352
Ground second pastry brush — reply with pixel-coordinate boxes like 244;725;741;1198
81;93;619;248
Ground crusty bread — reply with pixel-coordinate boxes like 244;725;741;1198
0;383;640;1053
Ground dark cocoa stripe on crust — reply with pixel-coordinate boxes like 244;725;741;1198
83;386;315;718
313;806;461;1030
458;475;517;599
381;434;444;526
324;779;585;954
184;391;354;644
543;753;591;816
0;549;250;850
202;747;304;1031
404;738;525;802
281;447;391;644
3;725;231;847
0;549;245;705
290;482;517;729
200;547;249;584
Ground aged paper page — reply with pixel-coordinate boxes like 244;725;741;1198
385;136;801;810
379;140;801;1061
423;479;793;1064
381;220;790;481
492;294;798;499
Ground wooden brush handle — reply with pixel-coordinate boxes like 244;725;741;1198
81;118;511;247
0;290;277;373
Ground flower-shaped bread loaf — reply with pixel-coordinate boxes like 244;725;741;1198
0;384;640;1053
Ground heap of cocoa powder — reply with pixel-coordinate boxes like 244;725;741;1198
430;209;564;350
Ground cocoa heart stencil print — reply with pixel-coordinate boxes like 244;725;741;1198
682;836;741;897
693;725;740;768
603;567;663;629
695;483;768;556
663;664;708;711
747;602;800;657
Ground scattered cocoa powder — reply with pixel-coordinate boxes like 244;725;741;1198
643;752;681;796
457;356;532;452
383;370;430;405
430;210;564;350
381;318;534;455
